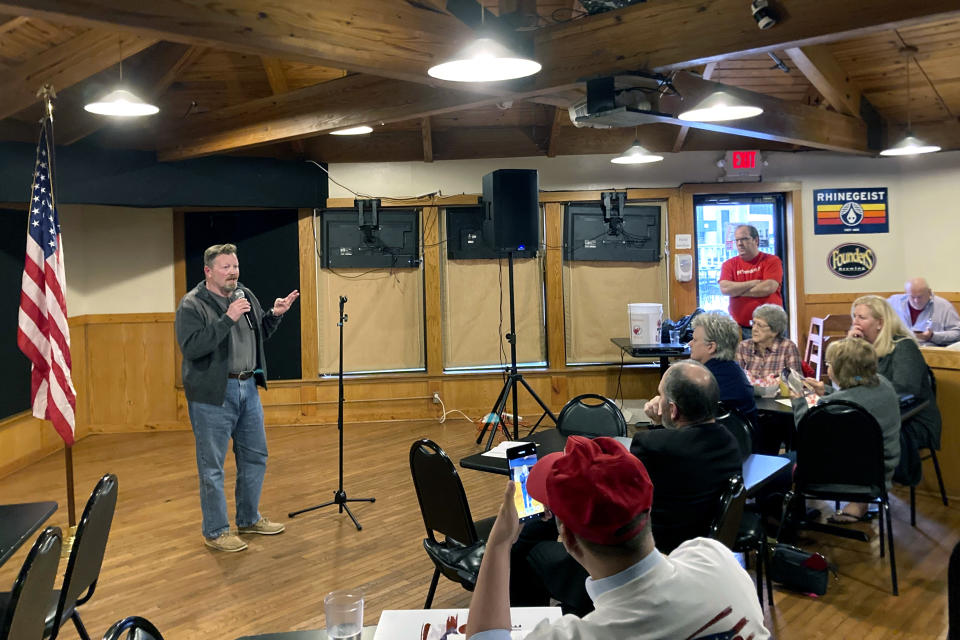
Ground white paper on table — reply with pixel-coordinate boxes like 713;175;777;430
480;441;530;458
775;398;792;407
373;607;560;640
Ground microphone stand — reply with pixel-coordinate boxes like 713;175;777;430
288;296;375;530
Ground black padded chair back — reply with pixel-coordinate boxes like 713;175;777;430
708;476;745;550
102;616;164;640
409;440;478;546
716;407;754;462
795;400;885;499
0;527;62;640
556;394;627;438
50;473;118;640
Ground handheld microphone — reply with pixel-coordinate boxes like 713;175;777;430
233;289;254;329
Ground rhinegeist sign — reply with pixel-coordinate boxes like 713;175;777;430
828;243;876;279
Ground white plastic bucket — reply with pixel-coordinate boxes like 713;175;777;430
628;303;662;346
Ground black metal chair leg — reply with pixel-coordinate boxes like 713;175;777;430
763;537;774;606
878;500;885;558
424;568;440;609
72;610;92;640
753;550;763;605
884;502;898;596
930;449;949;506
910;485;917;527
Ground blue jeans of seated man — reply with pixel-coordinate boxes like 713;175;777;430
188;376;268;539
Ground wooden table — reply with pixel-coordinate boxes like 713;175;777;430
610;338;690;375
0;501;58;567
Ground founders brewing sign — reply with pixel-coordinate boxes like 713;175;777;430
828;243;876;279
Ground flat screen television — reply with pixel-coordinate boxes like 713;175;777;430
446;206;535;260
563;203;661;262
320;208;420;269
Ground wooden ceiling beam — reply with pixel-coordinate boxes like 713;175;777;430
657;72;870;154
531;0;960;91
0;30;155;121
0;0;471;86
260;56;305;155
0;14;27;34
546;106;565;158
2;0;956;100
786;45;863;117
157;74;506;161
421;117;433;163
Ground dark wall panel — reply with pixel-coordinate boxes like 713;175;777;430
184;210;302;380
0;208;34;419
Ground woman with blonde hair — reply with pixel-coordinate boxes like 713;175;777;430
842;294;940;486
798;338;900;522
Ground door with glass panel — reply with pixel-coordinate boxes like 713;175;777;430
693;193;789;323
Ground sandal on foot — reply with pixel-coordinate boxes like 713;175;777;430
826;511;873;525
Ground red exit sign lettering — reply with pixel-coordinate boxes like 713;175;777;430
723;150;763;178
732;150;757;169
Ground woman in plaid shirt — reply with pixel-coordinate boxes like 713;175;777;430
736;304;803;379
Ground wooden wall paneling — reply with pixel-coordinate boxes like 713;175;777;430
543;202;566;370
422;204;443;376
675;187;700;319
67;314;89;438
298;208;319;381
920;348;960;497
0;412;60;479
172;210;186;388
787;189;804;343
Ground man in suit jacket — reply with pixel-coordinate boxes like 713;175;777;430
633;360;743;552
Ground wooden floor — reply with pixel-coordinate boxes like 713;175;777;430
0;420;955;639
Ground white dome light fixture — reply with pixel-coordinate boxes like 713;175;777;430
84;38;158;117
330;125;373;136
881;49;940;156
427;37;541;82
678;91;763;122
84;89;159;117
611;139;663;164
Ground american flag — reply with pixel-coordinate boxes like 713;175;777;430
17;120;76;445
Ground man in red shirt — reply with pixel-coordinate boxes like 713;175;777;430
718;224;782;338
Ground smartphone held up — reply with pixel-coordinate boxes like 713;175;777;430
506;443;546;523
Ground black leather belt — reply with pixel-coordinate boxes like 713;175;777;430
228;371;254;380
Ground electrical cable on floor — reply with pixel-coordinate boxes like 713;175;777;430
435;395;475;424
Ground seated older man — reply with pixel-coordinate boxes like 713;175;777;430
737;303;802;378
887;278;960;346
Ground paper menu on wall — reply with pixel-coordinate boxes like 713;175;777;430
373;607;560;640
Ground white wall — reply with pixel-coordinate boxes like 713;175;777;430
59;205;174;316
329;149;960;294
52;149;960;316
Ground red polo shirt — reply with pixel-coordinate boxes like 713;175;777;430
719;252;783;326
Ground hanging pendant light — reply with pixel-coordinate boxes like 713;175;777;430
611;132;663;164
427;4;540;82
330;125;373;136
84;38;158;117
678;91;762;122
881;50;940;156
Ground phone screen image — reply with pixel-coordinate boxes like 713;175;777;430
507;445;545;522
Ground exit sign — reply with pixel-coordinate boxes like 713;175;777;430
723;150;763;180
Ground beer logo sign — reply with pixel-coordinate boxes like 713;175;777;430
828;243;876;279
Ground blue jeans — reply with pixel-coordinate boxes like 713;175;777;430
188;377;268;539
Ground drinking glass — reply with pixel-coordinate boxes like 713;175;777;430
325;591;363;640
669;329;681;344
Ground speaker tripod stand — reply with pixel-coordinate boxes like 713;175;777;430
288;296;375;530
476;252;558;451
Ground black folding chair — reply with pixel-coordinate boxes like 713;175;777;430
48;473;119;640
716;406;754;462
709;476;772;608
0;527;62;640
950;540;960;640
409;440;494;608
102;616;164;640
794;400;898;595
556;394;627;438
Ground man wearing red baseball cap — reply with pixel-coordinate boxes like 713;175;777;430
466;436;769;640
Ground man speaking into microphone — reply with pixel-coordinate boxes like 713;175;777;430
175;243;299;552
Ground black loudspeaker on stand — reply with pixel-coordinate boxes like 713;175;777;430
475;252;558;451
288;296;375;530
